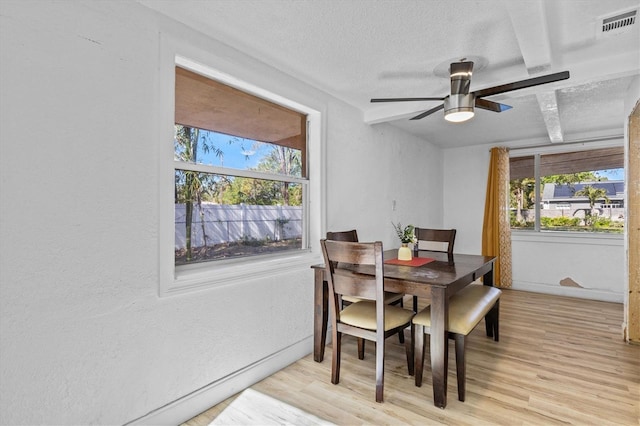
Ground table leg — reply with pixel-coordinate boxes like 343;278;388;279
313;268;328;362
483;262;495;337
430;286;449;408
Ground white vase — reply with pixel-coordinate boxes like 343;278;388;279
398;243;412;261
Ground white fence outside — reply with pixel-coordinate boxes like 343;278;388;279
175;204;302;249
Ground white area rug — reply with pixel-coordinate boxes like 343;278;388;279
210;388;334;425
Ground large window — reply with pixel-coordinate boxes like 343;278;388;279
174;67;309;265
510;146;625;233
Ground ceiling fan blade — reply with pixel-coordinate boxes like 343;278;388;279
371;97;445;103
472;71;570;98
410;104;445;120
475;98;512;112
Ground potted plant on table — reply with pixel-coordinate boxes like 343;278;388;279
393;222;417;261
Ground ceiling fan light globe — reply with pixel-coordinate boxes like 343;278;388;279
444;93;475;123
445;110;475;122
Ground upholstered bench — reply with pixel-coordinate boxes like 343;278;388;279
413;284;502;402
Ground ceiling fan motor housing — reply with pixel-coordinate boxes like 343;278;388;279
444;61;476;122
449;61;473;95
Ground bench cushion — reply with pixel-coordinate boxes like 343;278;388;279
412;284;501;335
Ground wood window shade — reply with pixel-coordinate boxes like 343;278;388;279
510;156;534;180
175;67;307;176
540;147;623;176
510;147;624;180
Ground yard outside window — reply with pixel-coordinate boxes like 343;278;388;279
509;146;624;233
174;66;309;265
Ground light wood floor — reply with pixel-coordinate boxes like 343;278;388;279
184;289;640;425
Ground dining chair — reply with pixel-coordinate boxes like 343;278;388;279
326;230;406;346
320;239;415;403
412;284;502;402
412;228;457;311
414;228;456;257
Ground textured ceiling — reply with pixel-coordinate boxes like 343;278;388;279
139;0;640;149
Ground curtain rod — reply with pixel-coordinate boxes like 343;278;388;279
493;134;624;152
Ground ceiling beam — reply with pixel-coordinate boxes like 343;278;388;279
505;0;565;142
536;91;563;143
503;0;553;73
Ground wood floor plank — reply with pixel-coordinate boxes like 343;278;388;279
184;289;640;425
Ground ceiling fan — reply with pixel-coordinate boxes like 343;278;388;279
371;60;570;122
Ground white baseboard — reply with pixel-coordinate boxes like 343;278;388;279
126;336;313;426
512;281;623;303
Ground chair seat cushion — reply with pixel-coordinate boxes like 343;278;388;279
340;301;414;331
413;284;501;335
342;292;404;305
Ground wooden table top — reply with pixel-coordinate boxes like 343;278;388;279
313;250;495;289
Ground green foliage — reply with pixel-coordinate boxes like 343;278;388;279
393;223;417;244
574;185;610;208
212;146;303;206
255;145;302;177
590;217;624;232
535;215;623;233
509;210;534;228
215;177;302;206
540;216;582;228
509;178;535;210
175;126;225;261
541;172;599;186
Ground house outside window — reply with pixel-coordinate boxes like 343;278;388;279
510;146;625;233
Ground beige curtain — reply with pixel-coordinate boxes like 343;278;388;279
482;147;512;288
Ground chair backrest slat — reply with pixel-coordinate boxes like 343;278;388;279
326;229;359;242
332;269;377;300
415;228;456;255
321;239;384;302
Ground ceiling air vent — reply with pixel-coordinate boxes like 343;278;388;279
597;8;637;38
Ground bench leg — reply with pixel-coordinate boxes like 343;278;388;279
485;312;494;338
492;299;500;342
485;299;501;341
454;333;466;402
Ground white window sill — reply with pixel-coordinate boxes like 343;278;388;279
162;250;323;297
511;230;623;246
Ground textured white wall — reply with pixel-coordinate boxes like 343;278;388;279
443;145;491;254
0;1;443;424
325;99;444;242
511;233;624;302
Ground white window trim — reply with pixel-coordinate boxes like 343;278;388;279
158;35;324;297
509;138;625;237
511;229;623;245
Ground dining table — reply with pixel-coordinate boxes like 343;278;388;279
311;249;496;409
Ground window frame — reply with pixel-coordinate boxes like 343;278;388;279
158;39;324;297
509;138;625;236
